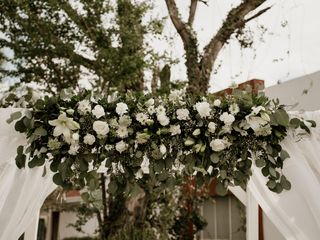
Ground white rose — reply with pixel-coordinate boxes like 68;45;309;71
78;100;91;115
116;102;128;116
115;140;128;153
72;133;80;141
84;134;96;145
195;101;211;118
145;98;154;107
160;144;167;155
210;139;231;152
208;122;217;133
116;126;129;138
176;108;190;120
118;115;132;127
229;103;239;115
93;121;110;136
219;112;235;125
170;125;181;136
92;105;105;119
213;99;221;107
68;144;79;155
157;113;170;126
136;113;149;125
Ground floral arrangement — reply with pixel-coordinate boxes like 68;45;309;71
8;89;315;196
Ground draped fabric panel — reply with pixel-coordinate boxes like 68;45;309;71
249;111;320;240
0;108;56;240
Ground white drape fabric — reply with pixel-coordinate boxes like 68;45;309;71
0;108;56;240
248;110;320;240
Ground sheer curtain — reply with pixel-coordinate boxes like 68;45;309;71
0;108;56;240
248;111;320;240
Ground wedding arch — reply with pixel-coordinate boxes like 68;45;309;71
1;87;320;240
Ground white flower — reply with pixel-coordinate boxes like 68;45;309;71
135;169;143;179
49;113;80;139
116;126;128;138
68;144;79;155
147;106;156;115
116;140;128;153
84;134;96;145
219;112;235;125
251;106;265;115
208;122;217;133
109;118;119;128
229;103;239;115
245;116;271;136
78;100;91;115
118;115;132;127
176;108;190;120
210;139;231;152
92;105;105;119
105;144;114;151
157;113;170;126
136;132;150;144
156;105;166;115
213;99;221;107
141;155;150;174
93;121;109;136
72;133;79;141
170;125;181;136
145;98;154;107
195;101;211;118
169;90;183;103
160;144;167;155
136;113;149;125
116;102;128;116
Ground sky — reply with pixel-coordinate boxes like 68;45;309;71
2;0;320;93
149;0;320;92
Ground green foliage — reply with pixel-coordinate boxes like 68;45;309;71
0;0;167;94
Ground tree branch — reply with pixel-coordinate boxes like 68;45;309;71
200;0;268;80
245;6;272;23
188;0;198;26
164;0;191;44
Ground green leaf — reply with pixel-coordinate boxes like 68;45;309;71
267;180;276;189
306;120;316;128
216;181;228;196
81;192;90;203
130;183;141;198
220;170;227;179
290;118;301;128
10;111;22;121
15;119;27;133
269;167;277;178
53;173;63;186
108;180;118;195
280;175;291;190
274;109;289;127
255;159;266;168
210;153;220;164
280;150;290;161
34;127;47;136
15;153;26;169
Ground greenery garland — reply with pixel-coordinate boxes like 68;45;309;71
8;89;315;197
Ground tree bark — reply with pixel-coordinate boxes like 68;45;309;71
165;0;270;95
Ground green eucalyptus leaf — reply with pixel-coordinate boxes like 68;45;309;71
280;150;290;161
216;181;228;196
280;175;291;190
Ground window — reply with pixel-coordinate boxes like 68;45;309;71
200;195;246;240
